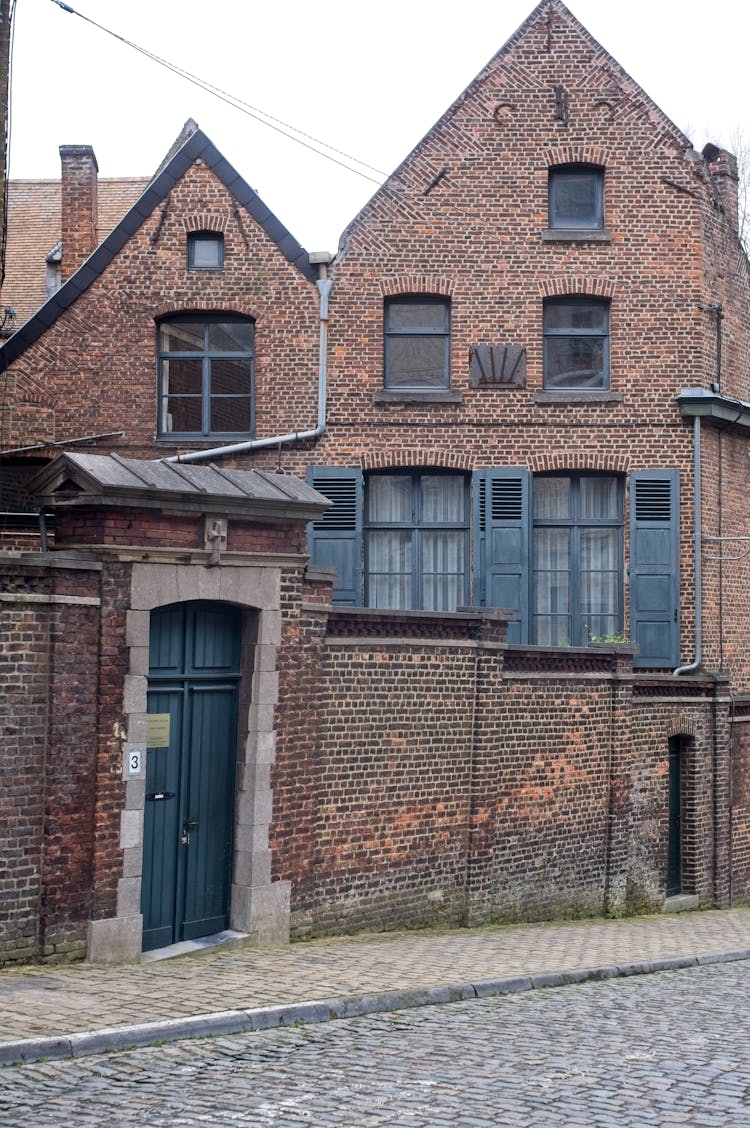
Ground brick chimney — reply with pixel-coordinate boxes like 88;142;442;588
703;143;739;233
59;144;98;282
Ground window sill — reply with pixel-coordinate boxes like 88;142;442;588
156;436;254;446
373;389;464;405
541;228;612;243
534;391;623;405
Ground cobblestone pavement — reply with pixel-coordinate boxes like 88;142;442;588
2;908;750;1043
2;959;750;1126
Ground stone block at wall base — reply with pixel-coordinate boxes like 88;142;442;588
87;914;143;964
231;881;290;946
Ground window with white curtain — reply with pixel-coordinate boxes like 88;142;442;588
532;475;622;646
366;471;468;611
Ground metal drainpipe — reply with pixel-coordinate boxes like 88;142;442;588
673;415;702;676
165;276;332;465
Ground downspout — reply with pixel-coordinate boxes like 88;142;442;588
165;271;332;465
673;415;702;676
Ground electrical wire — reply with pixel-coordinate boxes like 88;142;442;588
0;0;16;451
48;0;387;187
1;0;15;287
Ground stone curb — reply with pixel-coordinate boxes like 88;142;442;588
2;946;749;1068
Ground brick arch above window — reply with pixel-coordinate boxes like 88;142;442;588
544;145;611;169
529;452;630;475
538;276;616;300
361;448;475;472
666;719;699;739
379;276;454;298
154;301;261;321
182;215;228;233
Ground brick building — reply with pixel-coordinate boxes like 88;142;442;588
2;0;750;964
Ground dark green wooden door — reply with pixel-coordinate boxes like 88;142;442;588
142;602;240;952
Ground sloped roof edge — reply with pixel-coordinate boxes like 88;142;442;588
338;0;694;249
1;128;315;367
31;451;331;522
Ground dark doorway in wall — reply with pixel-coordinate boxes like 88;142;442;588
667;735;684;896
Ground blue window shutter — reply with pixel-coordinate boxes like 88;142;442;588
307;467;363;606
629;470;679;668
473;468;530;643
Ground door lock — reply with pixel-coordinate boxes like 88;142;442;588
181;818;199;846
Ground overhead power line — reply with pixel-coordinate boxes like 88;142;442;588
48;0;387;186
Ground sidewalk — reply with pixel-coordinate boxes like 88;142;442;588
2;908;750;1066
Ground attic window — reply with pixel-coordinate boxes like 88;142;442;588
549;165;603;230
188;231;224;270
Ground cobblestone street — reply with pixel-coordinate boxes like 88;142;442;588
3;959;750;1126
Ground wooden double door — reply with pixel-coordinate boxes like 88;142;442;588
141;602;241;952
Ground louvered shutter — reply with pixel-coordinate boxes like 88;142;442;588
473;468;530;643
307;467;363;606
629;470;680;668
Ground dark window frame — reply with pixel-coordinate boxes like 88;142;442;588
548;164;604;230
383;295;451;391
365;469;469;611
532;473;624;647
187;231;224;271
543;296;610;390
157;314;255;440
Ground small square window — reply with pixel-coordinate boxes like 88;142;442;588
188;232;224;270
549;166;603;230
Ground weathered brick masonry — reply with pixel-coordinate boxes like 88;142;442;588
0;558;101;961
2;0;750;962
271;590;729;938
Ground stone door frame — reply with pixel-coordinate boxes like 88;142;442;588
87;557;291;963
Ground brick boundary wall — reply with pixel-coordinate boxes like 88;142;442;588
0;558;102;964
274;598;740;939
2;558;749;964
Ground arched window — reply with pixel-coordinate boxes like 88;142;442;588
158;315;254;438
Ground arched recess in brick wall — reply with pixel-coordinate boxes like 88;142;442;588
87;558;289;963
666;732;698;901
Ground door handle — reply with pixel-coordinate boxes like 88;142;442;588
181;818;199;846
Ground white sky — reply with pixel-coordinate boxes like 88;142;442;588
8;0;750;252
